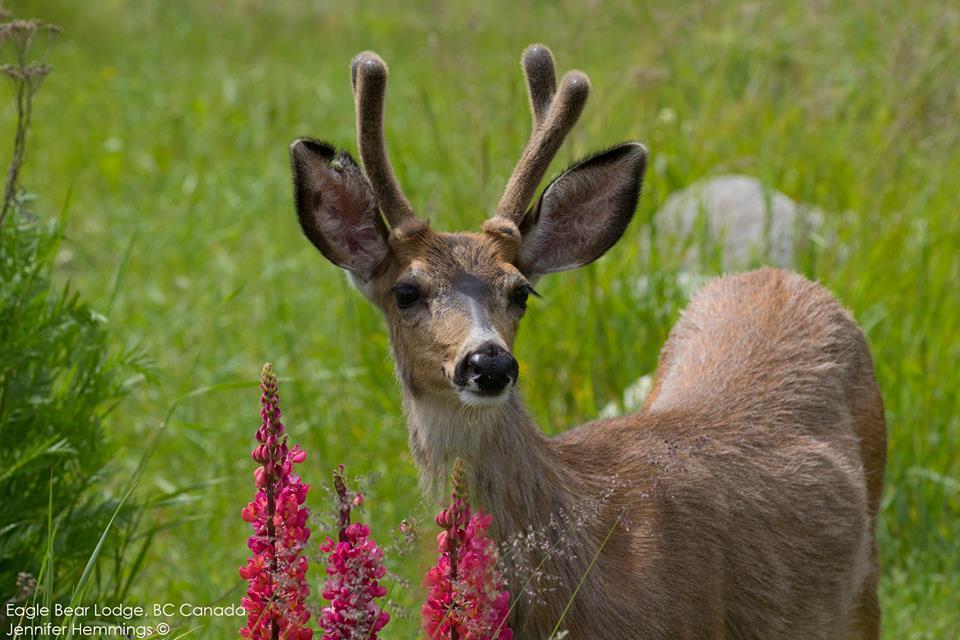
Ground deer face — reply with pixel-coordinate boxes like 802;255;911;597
290;46;646;409
370;228;528;406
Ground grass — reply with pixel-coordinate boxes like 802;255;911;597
5;0;959;637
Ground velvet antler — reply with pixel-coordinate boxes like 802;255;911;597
494;44;591;223
351;51;418;228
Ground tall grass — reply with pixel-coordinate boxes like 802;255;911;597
0;6;157;625
5;0;958;637
0;211;150;608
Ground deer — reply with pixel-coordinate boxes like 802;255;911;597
288;44;887;639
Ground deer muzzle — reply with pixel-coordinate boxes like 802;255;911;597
453;341;519;404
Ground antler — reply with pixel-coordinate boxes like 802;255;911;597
495;44;591;223
351;51;418;228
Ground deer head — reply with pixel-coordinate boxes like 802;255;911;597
290;45;646;410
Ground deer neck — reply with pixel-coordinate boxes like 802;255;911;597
402;388;614;634
402;390;575;536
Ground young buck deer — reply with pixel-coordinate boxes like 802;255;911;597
289;45;886;639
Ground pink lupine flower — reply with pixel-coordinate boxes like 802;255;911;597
423;458;512;640
240;363;313;640
319;465;390;640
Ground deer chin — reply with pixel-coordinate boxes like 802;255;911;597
456;385;514;408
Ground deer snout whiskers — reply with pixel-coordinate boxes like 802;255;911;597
452;341;518;407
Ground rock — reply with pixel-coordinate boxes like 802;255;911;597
653;174;823;271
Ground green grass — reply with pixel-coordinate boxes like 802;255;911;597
5;0;959;637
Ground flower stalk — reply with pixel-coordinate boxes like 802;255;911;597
423;458;512;640
319;465;390;640
0;15;61;228
240;363;313;640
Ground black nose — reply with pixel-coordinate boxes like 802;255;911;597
454;342;519;395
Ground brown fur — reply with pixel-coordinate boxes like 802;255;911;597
289;45;886;639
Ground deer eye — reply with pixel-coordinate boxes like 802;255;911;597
512;285;537;309
393;283;420;309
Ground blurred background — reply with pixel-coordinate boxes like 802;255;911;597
1;0;958;637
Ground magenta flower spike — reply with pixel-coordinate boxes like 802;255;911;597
423;458;513;640
318;465;390;640
240;363;313;640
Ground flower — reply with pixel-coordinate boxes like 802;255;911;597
422;458;512;640
318;465;390;640
240;363;313;640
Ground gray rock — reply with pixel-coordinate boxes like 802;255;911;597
653;174;822;271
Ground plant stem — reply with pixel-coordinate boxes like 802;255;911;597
0;24;34;227
334;466;351;542
548;508;625;639
448;523;459;640
266;480;278;640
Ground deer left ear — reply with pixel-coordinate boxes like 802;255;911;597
516;142;647;277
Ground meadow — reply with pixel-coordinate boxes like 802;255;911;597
5;0;959;637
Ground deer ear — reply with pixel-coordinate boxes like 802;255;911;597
290;138;390;281
516;142;647;277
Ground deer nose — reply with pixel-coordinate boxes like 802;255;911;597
454;342;519;395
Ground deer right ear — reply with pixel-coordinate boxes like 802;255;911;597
290;138;390;282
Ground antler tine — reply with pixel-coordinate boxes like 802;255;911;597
494;46;590;224
522;44;557;129
351;51;417;228
495;68;590;222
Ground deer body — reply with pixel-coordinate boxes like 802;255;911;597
290;45;885;639
404;267;884;639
